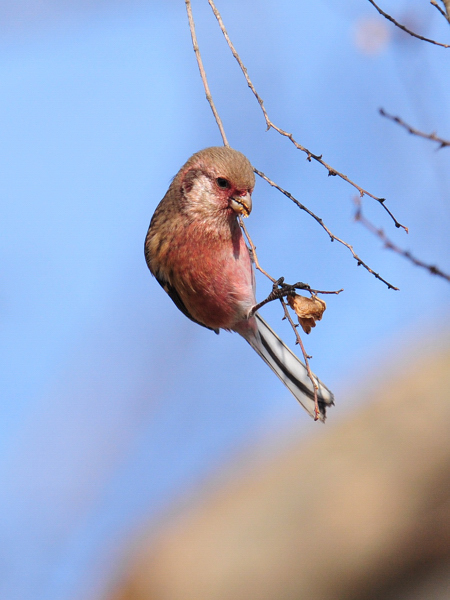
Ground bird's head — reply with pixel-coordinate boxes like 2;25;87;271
178;146;255;220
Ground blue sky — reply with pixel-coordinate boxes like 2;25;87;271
0;1;449;599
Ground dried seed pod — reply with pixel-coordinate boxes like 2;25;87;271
287;293;326;334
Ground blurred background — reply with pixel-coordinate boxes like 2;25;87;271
0;1;449;599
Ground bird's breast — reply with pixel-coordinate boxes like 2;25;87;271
169;221;256;331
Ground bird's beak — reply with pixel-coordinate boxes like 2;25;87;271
229;192;252;217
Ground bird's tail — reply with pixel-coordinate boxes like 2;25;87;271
247;313;334;420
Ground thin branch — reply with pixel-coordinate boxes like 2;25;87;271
207;0;272;130
255;170;400;290
187;0;398;290
239;217;317;418
380;108;450;149
238;215;327;421
249;279;343;316
238;215;276;282
430;0;450;23
239;215;344;303
442;0;450;24
280;298;321;421
207;0;409;232
354;198;450;283
367;0;450;47
431;0;446;18
185;0;229;146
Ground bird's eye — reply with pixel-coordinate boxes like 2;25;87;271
216;177;230;189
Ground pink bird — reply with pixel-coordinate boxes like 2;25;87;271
145;146;334;419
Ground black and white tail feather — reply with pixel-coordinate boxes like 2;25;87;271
247;313;334;421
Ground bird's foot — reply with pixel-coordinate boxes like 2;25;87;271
248;278;311;318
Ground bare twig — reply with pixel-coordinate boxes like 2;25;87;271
249;279;343;316
238;216;276;282
238;215;326;421
207;0;272;130
442;0;450;23
239;215;344;305
354;198;450;283
367;0;450;47
187;0;398;291
185;0;229;146
255;170;400;290
207;0;409;232
239;216;316;416
430;0;450;23
380;108;450;149
280;298;321;421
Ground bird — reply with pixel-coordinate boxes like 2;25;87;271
145;146;334;420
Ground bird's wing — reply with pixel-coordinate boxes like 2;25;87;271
155;273;220;335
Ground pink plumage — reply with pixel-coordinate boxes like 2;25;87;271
145;147;334;419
